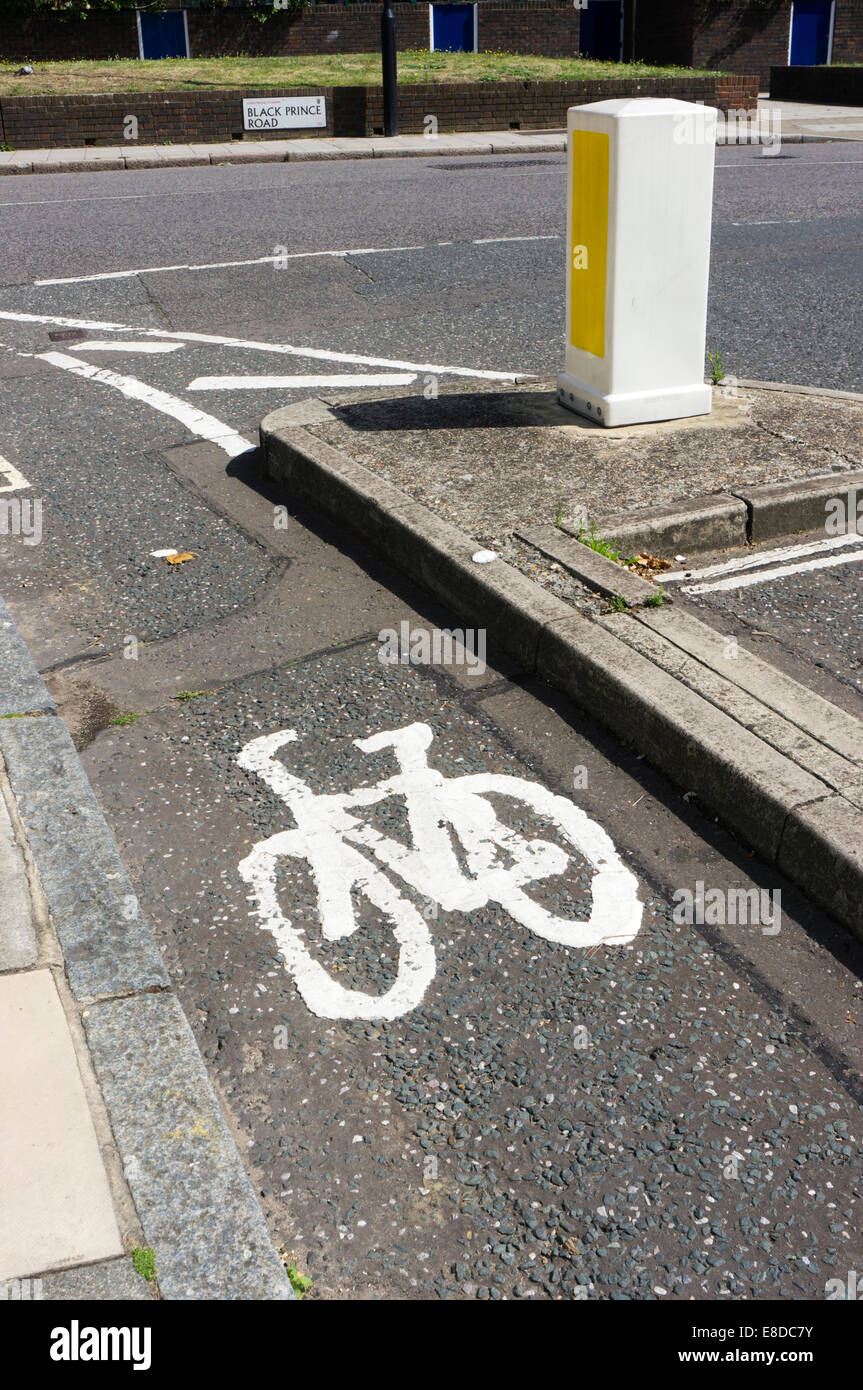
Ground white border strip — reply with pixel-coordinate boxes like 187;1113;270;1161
0;455;31;493
660;531;863;584
682;545;863;594
37;351;254;458
0;309;519;382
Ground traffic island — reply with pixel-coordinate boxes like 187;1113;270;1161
260;378;863;939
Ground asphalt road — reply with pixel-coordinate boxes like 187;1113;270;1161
1;143;862;1301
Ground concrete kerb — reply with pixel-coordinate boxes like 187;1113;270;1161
260;405;863;939
595;468;863;556
0;129;846;178
0;596;293;1301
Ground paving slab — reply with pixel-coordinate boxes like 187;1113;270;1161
0;715;168;1002
0;781;36;971
83;991;294;1301
39;1256;155;1301
0;596;56;716
0;969;123;1283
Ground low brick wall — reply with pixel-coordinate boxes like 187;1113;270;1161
0;74;758;149
770;66;863;106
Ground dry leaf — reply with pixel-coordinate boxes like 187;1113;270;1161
165;551;196;565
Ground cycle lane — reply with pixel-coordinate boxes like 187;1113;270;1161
72;500;863;1302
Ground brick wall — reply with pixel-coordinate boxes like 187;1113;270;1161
635;2;863;91
0;73;758;149
0;11;138;62
832;0;863;64
691;0;792;91
185;5;429;59
479;2;581;57
632;0;694;68
770;65;863;103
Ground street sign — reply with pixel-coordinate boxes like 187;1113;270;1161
558;97;717;428
242;96;327;132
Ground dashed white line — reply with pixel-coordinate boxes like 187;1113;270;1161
681;546;863;594
32;235;562;287
660;531;863;584
75;340;185;354
187;372;416;391
0;455;31;493
38;351;254;458
0;308;520;381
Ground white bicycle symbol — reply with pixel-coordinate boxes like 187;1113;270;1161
237;721;642;1021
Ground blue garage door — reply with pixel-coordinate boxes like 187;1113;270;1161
579;0;623;62
138;11;189;61
789;1;833;65
431;4;476;53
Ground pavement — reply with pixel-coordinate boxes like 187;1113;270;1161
0;97;860;178
0;598;294;1300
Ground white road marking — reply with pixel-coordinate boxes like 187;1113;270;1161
660;531;863;584
682;546;863;594
238;721;642;1020
187;372;416;391
0;308;520;381
730;219;802;226
37;351;254;458
32;235;562;287
0;455;30;493
74;340;184;354
716;159;863;167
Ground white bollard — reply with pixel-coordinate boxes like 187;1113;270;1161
557;98;717;428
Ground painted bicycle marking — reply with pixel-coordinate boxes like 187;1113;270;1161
238;722;643;1021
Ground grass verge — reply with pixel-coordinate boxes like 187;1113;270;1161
0;52;724;97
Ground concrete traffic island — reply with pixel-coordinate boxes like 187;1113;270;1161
260;376;863;940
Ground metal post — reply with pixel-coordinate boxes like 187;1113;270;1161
382;0;398;137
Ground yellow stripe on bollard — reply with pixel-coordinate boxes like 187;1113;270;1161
569;129;609;360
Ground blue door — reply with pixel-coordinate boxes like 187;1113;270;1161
789;1;833;65
579;0;623;62
431;4;475;54
138;11;189;61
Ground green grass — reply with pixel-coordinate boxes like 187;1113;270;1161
607;595;628;613
0;53;724;97
643;590;666;607
286;1262;313;1300
109;712;142;727
172;689;213;703
576;523;634;567
132;1247;157;1283
706;348;727;385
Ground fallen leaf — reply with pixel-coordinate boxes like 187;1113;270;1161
165;551;197;565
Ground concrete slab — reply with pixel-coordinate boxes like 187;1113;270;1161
83;991;294;1301
0;716;169;1002
0;153;33;175
0;782;37;971
40;1256;155;1301
0;969;122;1282
0;596;56;716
